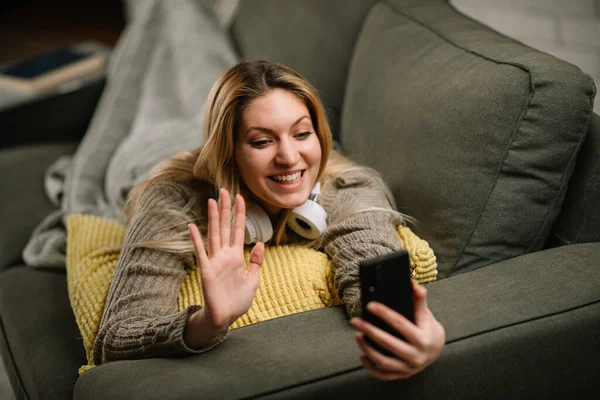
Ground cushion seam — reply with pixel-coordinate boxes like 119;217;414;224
379;0;535;275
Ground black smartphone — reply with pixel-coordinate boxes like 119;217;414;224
359;250;415;356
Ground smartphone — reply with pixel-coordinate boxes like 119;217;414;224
359;250;415;356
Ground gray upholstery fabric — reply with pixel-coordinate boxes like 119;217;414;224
254;305;600;400
230;0;374;140
2;2;599;399
341;0;596;278
0;142;77;270
550;113;600;246
0;267;86;400
71;243;600;399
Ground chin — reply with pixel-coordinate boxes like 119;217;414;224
269;194;310;210
276;200;306;210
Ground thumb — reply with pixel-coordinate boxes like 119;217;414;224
412;279;429;322
248;242;265;276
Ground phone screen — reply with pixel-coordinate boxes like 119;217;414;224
359;250;414;356
1;48;90;79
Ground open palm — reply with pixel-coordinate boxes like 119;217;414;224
188;189;264;330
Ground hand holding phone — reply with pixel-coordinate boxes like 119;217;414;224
353;250;445;380
359;250;414;356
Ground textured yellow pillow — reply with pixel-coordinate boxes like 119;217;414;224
66;214;437;374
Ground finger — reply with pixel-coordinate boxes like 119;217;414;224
412;278;427;296
412;280;430;324
359;354;410;381
231;195;246;247
207;198;220;258
248;242;265;277
188;223;209;269
350;316;418;366
355;333;412;374
219;189;231;248
366;301;421;345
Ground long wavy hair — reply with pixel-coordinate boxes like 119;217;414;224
117;60;407;254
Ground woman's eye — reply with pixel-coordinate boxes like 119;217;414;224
250;140;270;148
296;131;313;139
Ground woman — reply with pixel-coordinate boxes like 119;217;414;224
94;60;445;381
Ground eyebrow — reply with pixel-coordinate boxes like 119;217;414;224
245;115;310;135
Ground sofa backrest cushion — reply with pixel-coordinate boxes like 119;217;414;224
549;113;600;247
341;0;596;278
230;0;374;140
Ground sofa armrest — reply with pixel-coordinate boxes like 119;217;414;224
430;243;600;343
0;142;78;270
410;243;600;399
290;243;600;399
0;76;105;149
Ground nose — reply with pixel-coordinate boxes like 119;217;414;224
275;137;300;166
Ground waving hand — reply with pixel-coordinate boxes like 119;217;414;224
188;189;264;330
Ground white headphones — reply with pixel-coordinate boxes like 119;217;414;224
244;182;327;244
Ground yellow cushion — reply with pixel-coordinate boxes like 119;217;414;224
66;214;437;374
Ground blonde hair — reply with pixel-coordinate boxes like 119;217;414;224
118;60;408;254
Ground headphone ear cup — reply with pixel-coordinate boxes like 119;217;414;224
244;202;273;244
287;200;327;239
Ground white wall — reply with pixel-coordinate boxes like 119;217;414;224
451;0;600;114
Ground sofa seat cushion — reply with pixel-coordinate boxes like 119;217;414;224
0;142;78;270
341;0;596;277
2;245;597;399
71;243;600;399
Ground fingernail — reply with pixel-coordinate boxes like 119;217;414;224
367;302;377;312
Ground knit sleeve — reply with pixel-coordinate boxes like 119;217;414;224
319;167;405;318
92;181;227;365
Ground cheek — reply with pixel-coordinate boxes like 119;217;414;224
235;150;251;185
244;153;266;172
236;150;268;183
306;138;322;166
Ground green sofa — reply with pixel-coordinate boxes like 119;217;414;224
1;1;599;399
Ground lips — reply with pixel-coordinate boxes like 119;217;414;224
269;170;304;183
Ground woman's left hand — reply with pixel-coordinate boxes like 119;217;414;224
349;280;445;381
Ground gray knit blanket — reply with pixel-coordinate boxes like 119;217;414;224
23;0;240;268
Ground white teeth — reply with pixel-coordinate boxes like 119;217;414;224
272;171;302;183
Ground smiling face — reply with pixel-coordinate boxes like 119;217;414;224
235;88;322;218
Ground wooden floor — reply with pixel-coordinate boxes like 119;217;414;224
0;2;124;398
